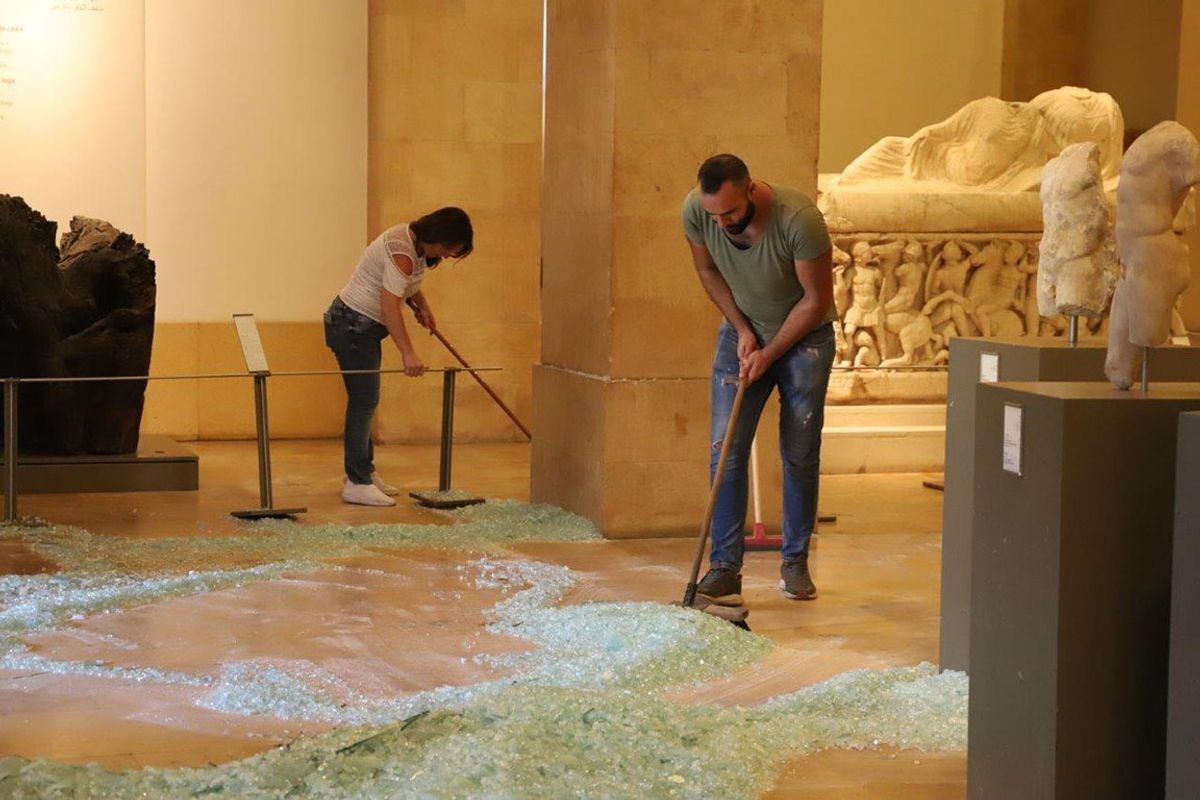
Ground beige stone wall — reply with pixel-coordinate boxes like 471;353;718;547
823;0;1186;174
1000;0;1182;125
1082;0;1181;135
1000;0;1088;101
534;0;825;538
368;0;542;444
819;0;1005;173
142;322;349;441
141;319;530;444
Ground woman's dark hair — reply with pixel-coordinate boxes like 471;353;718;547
411;207;473;257
697;154;750;194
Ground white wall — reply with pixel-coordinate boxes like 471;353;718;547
145;0;367;322
0;0;367;324
819;0;1005;173
0;0;146;238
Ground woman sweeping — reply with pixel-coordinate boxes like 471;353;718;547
324;207;473;506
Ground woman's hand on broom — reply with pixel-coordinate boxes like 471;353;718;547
400;346;426;377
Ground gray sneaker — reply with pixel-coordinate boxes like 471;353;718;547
779;556;817;600
696;567;743;606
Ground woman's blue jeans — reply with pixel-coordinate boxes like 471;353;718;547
708;321;835;570
324;297;388;485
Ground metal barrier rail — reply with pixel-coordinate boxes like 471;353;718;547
1;365;500;523
1;355;949;523
7;367;498;384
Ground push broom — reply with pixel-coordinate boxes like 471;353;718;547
679;376;751;630
405;298;531;441
743;437;783;550
744;438;837;548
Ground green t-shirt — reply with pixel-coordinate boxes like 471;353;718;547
682;183;835;345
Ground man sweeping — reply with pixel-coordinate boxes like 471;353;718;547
682;154;836;606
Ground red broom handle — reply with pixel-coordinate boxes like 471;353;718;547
406;299;532;441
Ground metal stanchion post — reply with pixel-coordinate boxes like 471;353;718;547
254;373;274;509
1068;315;1079;347
411;367;482;509
230;313;305;520
232;372;305;520
439;368;456;492
4;378;16;523
0;339;505;524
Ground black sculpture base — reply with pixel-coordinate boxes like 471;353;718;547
230;507;307;521
0;434;197;494
409;490;485;510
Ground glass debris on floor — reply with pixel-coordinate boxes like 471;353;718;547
0;502;968;798
4;499;600;575
0;666;967;799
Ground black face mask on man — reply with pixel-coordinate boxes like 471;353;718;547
724;201;756;235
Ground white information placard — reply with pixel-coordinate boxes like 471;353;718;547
1002;402;1023;476
980;352;1000;383
233;314;269;374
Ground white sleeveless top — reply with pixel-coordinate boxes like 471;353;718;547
338;224;425;323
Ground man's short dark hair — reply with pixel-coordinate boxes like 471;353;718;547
697;154;750;194
411;207;474;257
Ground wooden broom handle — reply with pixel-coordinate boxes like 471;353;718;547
684;377;747;606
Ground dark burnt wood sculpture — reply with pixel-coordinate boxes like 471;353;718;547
0;194;155;455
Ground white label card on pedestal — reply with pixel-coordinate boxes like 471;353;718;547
233;314;270;374
979;352;1000;383
1002;402;1023;476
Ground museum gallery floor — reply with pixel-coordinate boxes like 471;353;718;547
0;441;965;799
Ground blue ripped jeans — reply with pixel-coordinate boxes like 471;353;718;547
324;297;389;485
709;321;835;570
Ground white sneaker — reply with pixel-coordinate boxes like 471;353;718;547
343;473;401;497
341;479;396;507
371;472;400;496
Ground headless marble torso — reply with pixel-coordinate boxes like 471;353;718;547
1105;122;1200;389
1037;142;1118;318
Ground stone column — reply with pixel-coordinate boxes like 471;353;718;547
999;0;1087;101
533;0;823;537
1177;0;1200;331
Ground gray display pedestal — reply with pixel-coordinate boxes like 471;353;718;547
940;337;1200;671
968;382;1200;800
1167;411;1200;799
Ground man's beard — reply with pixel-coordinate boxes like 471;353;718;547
724;201;756;235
